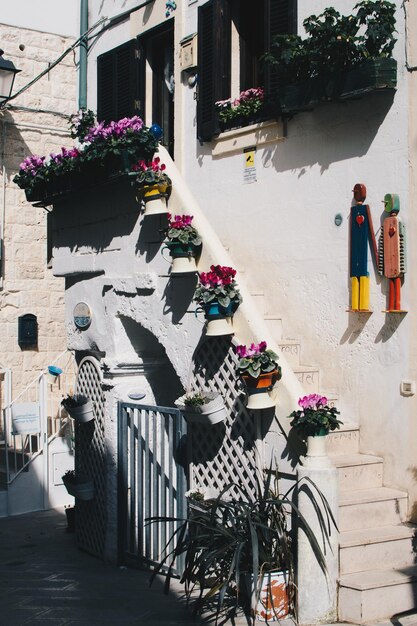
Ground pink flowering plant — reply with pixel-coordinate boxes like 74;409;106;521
14;111;159;200
132;156;171;188
194;265;242;309
236;341;280;379
165;213;202;246
289;394;342;437
215;87;265;124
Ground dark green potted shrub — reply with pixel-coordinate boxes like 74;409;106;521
148;471;336;624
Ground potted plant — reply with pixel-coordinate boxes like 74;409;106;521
236;342;282;410
288;394;343;462
194;265;242;336
175;390;227;425
148;470;336;624
162;214;202;274
263;1;397;115
61;394;94;423
62;470;95;501
13;111;160;203
131;156;172;216
215;87;266;132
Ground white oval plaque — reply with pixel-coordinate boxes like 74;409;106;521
73;302;92;329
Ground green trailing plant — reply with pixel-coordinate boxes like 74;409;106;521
289;394;343;438
148;469;337;623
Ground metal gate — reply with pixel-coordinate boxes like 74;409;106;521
118;403;187;574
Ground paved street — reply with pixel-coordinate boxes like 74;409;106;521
0;509;416;626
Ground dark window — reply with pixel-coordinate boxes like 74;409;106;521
97;40;142;123
197;0;297;142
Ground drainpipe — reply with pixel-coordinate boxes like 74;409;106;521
79;0;88;109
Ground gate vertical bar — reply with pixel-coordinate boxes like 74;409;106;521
118;401;128;564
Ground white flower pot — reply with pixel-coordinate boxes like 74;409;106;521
255;570;290;622
63;399;94;423
171;255;198;274
303;432;333;468
176;393;227;425
206;317;234;336
246;390;276;410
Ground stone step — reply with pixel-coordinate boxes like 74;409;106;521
293;365;320;393
277;340;301;367
339;487;408;532
330;453;383;491
251;291;267;316
339;565;417;624
326;421;360;455
263;315;283;341
339;524;417;575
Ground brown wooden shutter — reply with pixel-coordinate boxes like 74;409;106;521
97;40;141;123
264;0;298;97
197;0;231;142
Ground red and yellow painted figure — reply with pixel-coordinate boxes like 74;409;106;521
349;183;378;311
378;194;406;312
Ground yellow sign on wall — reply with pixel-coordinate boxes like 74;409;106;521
243;147;256;183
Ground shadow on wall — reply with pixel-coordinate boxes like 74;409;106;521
119;316;184;407
262;91;395;175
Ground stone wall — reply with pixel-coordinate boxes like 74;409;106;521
0;23;77;396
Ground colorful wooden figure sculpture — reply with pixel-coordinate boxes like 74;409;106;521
350;183;378;311
378;193;407;312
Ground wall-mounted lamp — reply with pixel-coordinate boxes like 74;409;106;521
0;50;21;105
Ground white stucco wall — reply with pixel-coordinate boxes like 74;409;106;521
82;0;417;516
0;2;79;37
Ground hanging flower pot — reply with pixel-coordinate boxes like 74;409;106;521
202;299;238;336
47;365;63;384
162;214;201;274
242;369;281;410
194;265;242;336
130;156;171;216
62;471;95;501
236;342;282;410
175;391;227;425
61;394;94;423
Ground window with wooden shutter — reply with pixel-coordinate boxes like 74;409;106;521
264;0;298;97
97;40;143;123
197;0;231;142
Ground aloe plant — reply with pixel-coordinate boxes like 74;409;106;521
148;469;337;623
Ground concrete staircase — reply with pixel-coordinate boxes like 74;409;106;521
328;424;417;624
251;291;417;624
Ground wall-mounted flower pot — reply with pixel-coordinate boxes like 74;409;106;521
203;300;238;336
62;475;95;501
176;392;227;425
163;241;198;274
242;370;280;410
61;397;94;423
142;184;169;216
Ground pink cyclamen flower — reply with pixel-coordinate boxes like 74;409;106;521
236;345;248;358
298;394;328;410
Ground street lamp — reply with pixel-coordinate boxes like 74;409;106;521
0;50;21;104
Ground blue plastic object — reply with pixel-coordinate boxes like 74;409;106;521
48;365;63;377
149;123;163;140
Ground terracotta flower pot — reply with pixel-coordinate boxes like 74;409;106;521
242;370;280;410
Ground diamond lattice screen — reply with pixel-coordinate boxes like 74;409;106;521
75;357;106;558
189;337;262;500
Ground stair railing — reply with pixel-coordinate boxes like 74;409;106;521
2;350;77;486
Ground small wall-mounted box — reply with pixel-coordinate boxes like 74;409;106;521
180;34;197;70
18;314;38;348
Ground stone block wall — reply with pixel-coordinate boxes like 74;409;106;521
0;23;77;396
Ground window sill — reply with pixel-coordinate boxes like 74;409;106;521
212;119;285;157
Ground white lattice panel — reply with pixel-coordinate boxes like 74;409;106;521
190;337;262;500
75;356;106;558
